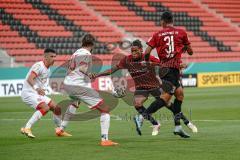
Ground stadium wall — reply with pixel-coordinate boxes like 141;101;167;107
0;62;240;97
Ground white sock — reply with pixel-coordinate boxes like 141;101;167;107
53;114;61;127
25;110;43;128
100;113;110;141
60;104;77;130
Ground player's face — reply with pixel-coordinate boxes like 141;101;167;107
45;52;57;66
131;46;142;60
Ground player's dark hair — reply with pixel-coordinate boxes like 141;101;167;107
161;11;173;24
82;34;95;47
44;48;56;54
132;39;143;48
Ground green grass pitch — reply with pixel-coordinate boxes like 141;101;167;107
0;87;240;160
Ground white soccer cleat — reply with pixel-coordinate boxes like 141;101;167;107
152;122;161;136
21;127;35;138
174;125;190;138
187;122;198;133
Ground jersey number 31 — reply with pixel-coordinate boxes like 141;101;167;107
164;35;175;58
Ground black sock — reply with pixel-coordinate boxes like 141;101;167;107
174;113;182;126
180;112;190;125
141;99;166;125
136;106;158;125
167;102;189;125
135;106;146;114
145;98;166;114
165;103;179;125
173;99;182;113
173;99;182;126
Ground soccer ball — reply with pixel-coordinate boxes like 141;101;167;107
111;85;126;98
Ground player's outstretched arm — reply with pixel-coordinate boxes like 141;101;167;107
94;66;119;78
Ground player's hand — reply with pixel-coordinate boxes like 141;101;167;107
36;88;45;96
183;45;188;53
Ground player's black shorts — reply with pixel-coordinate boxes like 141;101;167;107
134;87;161;99
160;68;182;95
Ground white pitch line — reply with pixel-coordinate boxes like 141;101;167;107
193;120;240;122
0;118;240;122
0;118;52;121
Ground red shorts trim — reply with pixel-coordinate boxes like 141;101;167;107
36;102;45;110
48;100;53;109
47;100;52;106
90;99;104;110
39;108;47;116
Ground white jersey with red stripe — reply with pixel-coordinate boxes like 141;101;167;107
64;48;92;87
23;61;51;92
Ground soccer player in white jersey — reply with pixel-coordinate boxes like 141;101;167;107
55;34;118;146
20;49;70;138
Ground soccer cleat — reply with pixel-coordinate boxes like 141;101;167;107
21;127;35;138
100;140;118;146
152;122;161;136
174;125;190;138
55;127;72;137
133;115;143;136
187;122;198;133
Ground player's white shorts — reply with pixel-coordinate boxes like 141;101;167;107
21;90;51;110
64;83;103;109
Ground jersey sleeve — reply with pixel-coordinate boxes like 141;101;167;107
146;32;158;48
182;30;190;45
116;56;127;69
31;63;42;76
74;54;90;67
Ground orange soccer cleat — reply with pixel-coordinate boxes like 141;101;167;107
55;127;72;137
100;140;118;146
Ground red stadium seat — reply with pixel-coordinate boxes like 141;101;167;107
0;0;240;65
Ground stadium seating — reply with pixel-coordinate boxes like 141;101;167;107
201;0;240;26
0;0;123;66
0;0;240;66
86;0;240;62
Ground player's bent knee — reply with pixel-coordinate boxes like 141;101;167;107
160;93;171;104
37;103;49;116
177;95;184;101
175;92;184;101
